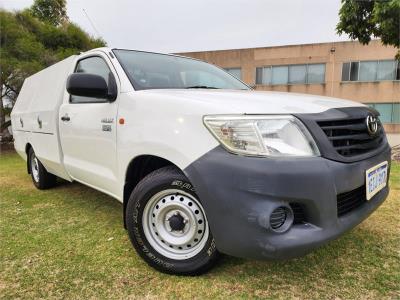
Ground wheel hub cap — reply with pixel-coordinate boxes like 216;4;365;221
31;156;40;182
142;189;209;260
168;212;186;232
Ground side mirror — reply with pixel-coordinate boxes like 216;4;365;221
66;73;117;101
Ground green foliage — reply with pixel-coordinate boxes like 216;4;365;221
30;0;68;26
337;0;400;59
0;6;106;132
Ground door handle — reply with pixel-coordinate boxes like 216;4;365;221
37;116;42;128
61;114;70;122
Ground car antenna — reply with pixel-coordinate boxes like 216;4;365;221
82;8;102;38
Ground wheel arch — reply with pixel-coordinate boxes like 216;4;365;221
25;143;33;174
123;154;183;228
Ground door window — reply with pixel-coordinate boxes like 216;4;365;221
71;56;112;103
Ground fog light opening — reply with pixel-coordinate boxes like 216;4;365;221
270;206;294;233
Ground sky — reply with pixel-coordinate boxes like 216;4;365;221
0;0;350;53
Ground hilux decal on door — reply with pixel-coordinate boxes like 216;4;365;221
102;124;112;132
101;118;114;132
101;118;114;124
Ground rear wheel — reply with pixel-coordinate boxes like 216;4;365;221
28;148;57;189
125;166;218;275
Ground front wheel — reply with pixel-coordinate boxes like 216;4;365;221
125;166;218;275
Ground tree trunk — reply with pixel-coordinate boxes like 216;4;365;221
0;85;5;140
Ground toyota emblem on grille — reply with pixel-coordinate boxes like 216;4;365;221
366;115;378;136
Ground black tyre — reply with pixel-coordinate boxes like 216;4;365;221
125;166;219;275
28;148;57;189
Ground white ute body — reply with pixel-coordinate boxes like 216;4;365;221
11;48;392;274
11;47;362;201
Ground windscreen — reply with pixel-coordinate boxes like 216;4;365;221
113;49;249;91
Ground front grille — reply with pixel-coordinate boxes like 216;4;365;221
317;118;384;157
290;203;307;224
337;185;366;217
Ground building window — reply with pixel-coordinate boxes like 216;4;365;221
350;62;359;81
342;60;399;82
359;61;377;81
225;68;242;80
366;103;400;124
341;62;350;81
256;63;325;85
307;64;326;83
377;60;396;80
272;66;289;85
256;67;271;85
289;65;306;84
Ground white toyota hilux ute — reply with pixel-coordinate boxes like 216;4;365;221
11;48;391;275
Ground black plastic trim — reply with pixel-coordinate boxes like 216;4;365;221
294;107;389;163
184;145;391;260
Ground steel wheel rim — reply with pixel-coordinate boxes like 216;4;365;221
31;155;40;182
142;189;209;260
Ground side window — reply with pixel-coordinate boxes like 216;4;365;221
70;56;112;103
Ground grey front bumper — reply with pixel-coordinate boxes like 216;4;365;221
184;146;391;260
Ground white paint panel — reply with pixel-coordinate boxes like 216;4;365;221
27;56;77;134
136;89;364;115
12;131;29;159
58;51;120;197
30;132;70;180
10;56;76;180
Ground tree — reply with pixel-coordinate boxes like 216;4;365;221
30;0;68;26
337;0;400;59
0;5;106;140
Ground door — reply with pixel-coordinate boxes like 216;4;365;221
59;54;120;197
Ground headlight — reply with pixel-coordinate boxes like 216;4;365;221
203;115;320;157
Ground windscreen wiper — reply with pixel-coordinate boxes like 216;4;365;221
185;85;220;89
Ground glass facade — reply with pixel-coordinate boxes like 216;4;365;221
256;63;325;85
342;60;399;82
